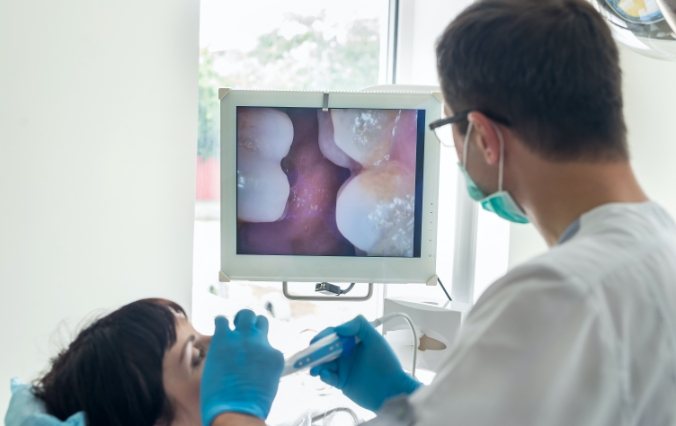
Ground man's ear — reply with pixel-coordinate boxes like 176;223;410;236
467;112;501;166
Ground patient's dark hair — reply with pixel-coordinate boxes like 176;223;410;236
436;0;628;161
33;298;187;426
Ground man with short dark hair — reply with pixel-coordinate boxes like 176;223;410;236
202;1;676;425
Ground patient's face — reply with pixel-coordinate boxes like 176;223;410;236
162;315;210;425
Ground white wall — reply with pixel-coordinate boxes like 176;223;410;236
0;0;199;415
621;48;676;216
508;46;676;267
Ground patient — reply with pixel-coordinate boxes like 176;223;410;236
30;298;209;425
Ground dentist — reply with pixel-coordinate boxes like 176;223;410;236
201;0;676;425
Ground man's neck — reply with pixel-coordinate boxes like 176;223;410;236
513;157;648;246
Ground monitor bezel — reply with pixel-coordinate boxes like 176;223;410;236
220;89;442;284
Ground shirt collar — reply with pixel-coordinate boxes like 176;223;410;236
557;219;581;245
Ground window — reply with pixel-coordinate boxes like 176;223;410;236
194;1;391;422
192;0;509;421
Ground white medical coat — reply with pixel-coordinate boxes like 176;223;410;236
393;202;676;425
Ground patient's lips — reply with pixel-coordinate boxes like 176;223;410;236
336;161;415;257
236;108;293;222
331;109;400;167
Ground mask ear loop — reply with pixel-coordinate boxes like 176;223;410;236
462;122;474;166
494;125;505;192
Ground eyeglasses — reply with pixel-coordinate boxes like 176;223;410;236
429;110;511;147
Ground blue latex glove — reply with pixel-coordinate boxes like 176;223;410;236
5;379;86;426
200;309;284;426
309;315;421;411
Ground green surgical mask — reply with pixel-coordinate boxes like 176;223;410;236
459;123;529;224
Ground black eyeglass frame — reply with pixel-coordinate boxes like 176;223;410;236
428;110;511;131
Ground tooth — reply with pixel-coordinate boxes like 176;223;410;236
317;110;356;169
331;109;400;167
335;161;415;256
238;107;294;159
237;108;293;222
237;153;291;222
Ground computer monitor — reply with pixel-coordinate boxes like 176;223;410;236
219;89;442;284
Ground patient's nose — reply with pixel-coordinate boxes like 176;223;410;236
200;334;212;349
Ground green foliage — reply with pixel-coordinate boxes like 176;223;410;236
197;13;381;159
198;48;224;159
241;12;380;90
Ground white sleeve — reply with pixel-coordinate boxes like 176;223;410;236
409;266;622;426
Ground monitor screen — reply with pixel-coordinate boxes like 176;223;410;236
236;106;425;258
220;90;441;284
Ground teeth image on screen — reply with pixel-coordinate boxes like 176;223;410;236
317;110;357;169
236;108;293;222
336;161;415;257
329;109;416;257
330;109;399;167
236;107;420;258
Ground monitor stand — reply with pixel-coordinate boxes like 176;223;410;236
282;281;374;301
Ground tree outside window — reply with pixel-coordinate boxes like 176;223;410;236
196;11;383;201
